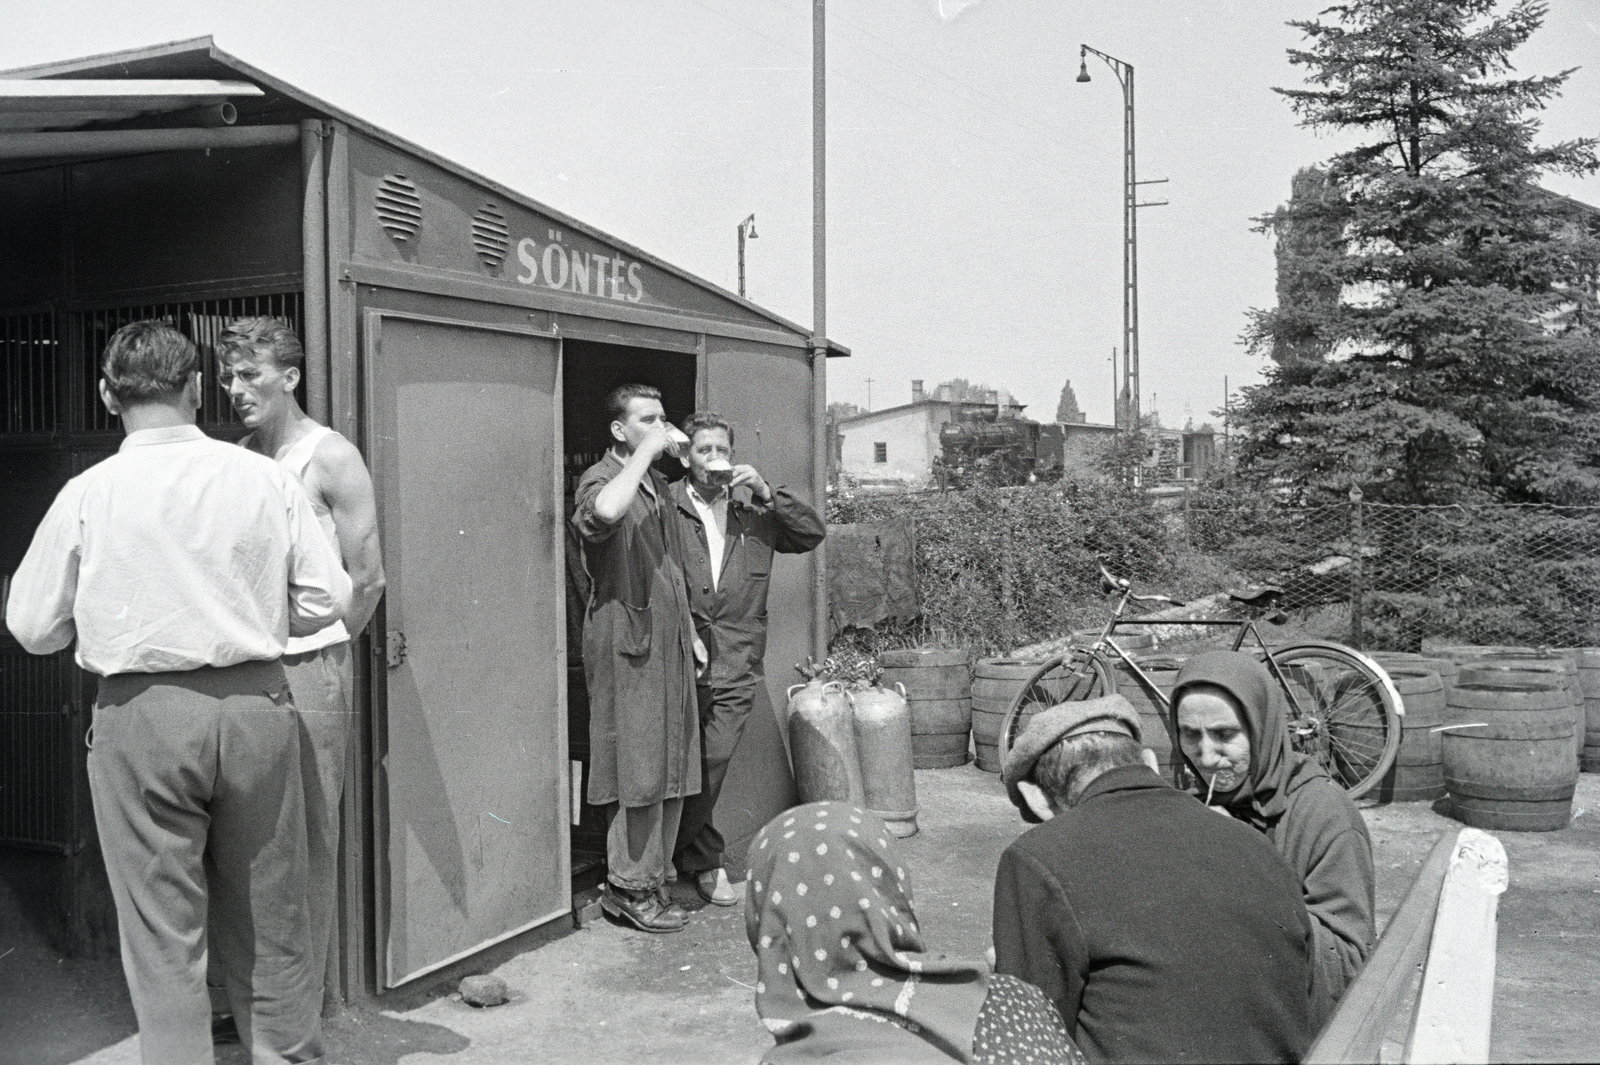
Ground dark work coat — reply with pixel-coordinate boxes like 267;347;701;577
669;480;824;689
1173;650;1377;1028
572;452;700;807
993;765;1316;1065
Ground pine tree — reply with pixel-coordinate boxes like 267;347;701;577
1055;379;1084;423
1268;167;1347;366
1236;0;1600;505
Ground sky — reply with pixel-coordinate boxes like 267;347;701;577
4;0;1597;427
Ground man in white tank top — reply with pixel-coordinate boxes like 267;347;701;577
213;317;386;1031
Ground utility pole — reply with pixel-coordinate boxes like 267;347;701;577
1224;374;1232;487
1110;346;1118;427
1078;46;1166;432
809;0;828;663
865;376;873;411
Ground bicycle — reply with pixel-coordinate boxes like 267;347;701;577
997;564;1404;799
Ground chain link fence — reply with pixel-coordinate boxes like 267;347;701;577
828;482;1600;656
1190;498;1600;652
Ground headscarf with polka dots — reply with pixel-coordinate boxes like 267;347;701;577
744;802;990;1061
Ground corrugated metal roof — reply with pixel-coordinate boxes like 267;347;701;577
0;36;850;354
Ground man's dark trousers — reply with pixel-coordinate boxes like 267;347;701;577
675;682;772;874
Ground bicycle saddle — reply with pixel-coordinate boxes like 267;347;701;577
1227;585;1284;605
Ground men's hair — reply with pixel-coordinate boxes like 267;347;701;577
101;320;199;404
683;411;734;446
216;316;305;371
1032;731;1145;809
606;382;662;422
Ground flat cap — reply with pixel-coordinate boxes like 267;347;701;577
1001;693;1142;819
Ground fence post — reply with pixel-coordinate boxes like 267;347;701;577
998;494;1016;651
1349;484;1366;651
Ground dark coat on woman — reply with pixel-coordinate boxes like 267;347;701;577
571;452;699;807
1173;651;1377;1029
993;765;1317;1064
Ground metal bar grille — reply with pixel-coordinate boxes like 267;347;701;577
0;641;75;852
0;311;59;434
76;292;304;432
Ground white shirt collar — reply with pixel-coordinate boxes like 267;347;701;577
119;424;206;450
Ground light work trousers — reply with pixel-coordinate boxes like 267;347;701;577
89;659;323;1065
210;643;352;1021
605;798;685;893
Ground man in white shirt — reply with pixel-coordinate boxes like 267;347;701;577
6;321;350;1065
214;316;385;1027
667;412;824;906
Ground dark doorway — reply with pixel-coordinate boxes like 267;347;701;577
560;338;697;889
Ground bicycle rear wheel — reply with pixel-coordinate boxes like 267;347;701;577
997;648;1114;768
1267;642;1402;799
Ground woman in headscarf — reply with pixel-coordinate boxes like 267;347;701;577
745;802;1084;1065
1171;650;1376;1027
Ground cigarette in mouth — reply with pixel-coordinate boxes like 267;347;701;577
1205;775;1217;806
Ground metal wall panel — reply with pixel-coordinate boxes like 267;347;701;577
67;145;300;301
364;309;567;988
343;132;788;331
0;167;64;309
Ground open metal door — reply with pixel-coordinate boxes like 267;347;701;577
365;309;567;988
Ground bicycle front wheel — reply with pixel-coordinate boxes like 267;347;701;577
997;648;1114;769
1267;642;1403;800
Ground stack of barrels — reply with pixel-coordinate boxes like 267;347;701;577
1113;655;1184;785
877;649;972;769
1389;642;1599;832
1577;650;1600;772
970;632;1157;774
1366;656;1451;802
970;659;1053;773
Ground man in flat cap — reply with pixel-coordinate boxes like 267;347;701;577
992;695;1320;1065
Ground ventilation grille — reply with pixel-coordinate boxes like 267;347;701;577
375;174;422;242
471;203;511;270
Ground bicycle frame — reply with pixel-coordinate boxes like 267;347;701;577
1072;582;1333;779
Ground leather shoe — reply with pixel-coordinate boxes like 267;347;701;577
695;868;739;907
601;883;689;933
211;1013;240;1046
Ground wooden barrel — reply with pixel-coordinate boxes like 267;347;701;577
1074;629;1156;653
971;658;1057;773
1442;680;1576;831
1372;667;1446;802
1422;641;1536;659
1113;656;1182;776
1372;651;1459;691
1459;655;1583;770
878;648;971;770
1556;648;1600;772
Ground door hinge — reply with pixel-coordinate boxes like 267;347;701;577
386;630;407;669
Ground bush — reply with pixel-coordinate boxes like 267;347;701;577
828;479;1178;655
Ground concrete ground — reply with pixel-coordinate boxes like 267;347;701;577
6;767;1599;1065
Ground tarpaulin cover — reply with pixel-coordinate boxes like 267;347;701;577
826;519;918;633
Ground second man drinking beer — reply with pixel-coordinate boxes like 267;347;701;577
667;411;824;906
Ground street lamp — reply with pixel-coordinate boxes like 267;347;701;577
1076;44;1166;430
737;213;758;298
